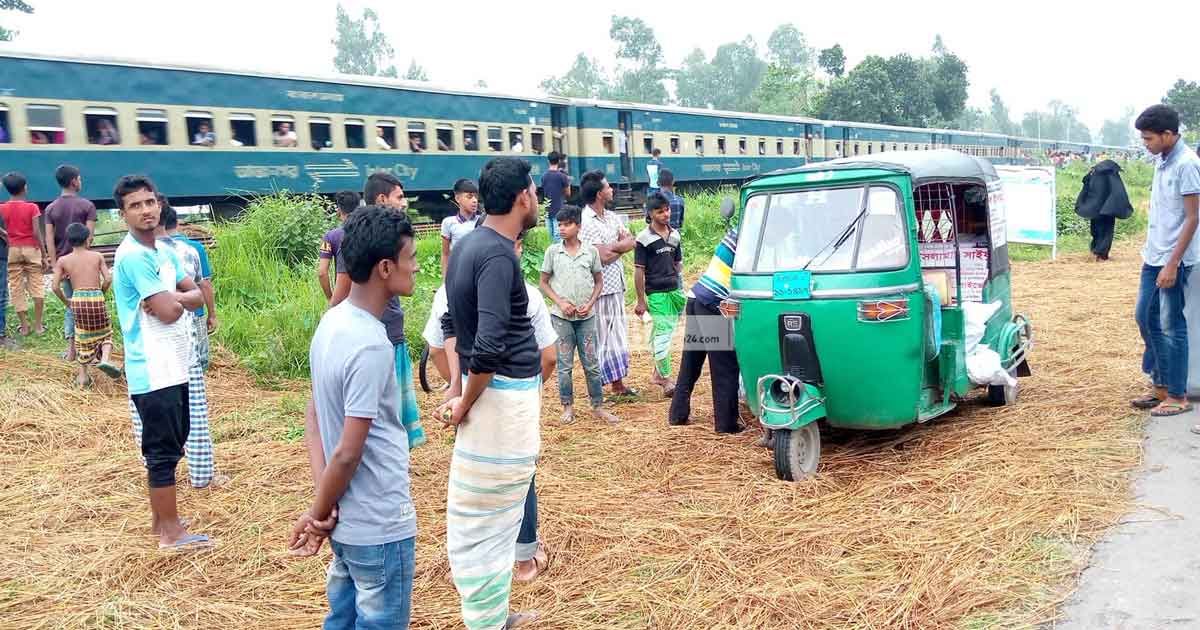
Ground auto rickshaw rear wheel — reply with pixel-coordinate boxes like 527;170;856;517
773;422;821;481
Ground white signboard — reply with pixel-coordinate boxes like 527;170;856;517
994;166;1057;257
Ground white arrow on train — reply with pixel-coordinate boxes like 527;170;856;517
306;159;362;183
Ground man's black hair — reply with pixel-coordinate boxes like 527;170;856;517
645;192;669;214
556;205;582;225
2;171;26;196
334;190;360;215
159;204;178;229
340;204;415;283
1135;104;1181;135
55;164;81;189
658;168;675;187
113;174;158;209
364;171;404;205
478;157;532;215
66;222;90;247
547;151;561;165
651;147;661;157
453;178;479;194
580;170;607;205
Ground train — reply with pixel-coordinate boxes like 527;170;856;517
0;50;1137;216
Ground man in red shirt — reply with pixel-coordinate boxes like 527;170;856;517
1;172;46;336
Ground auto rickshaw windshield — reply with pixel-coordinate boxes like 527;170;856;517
734;185;907;274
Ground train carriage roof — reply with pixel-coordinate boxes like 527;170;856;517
764;149;999;184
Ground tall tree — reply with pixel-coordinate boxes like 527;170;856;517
0;0;34;42
331;4;398;78
540;53;608;98
885;53;937;126
1100;106;1137;146
927;39;969;123
708;36;768;112
954;107;986;132
751;64;816;116
1163;79;1200;135
404;60;428;81
767;24;813;70
818;44;846;78
606;15;669;104
1021;100;1092;143
817;56;897;124
984;89;1017;135
674;48;718;109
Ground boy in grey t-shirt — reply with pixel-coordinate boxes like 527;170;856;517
289;205;421;629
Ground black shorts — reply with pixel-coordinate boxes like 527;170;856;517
131;383;190;488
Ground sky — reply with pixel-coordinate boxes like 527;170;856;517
3;0;1198;136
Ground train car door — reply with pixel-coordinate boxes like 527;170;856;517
803;124;815;161
618;110;633;180
551;105;567;154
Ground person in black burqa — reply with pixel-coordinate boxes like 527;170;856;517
1074;159;1134;260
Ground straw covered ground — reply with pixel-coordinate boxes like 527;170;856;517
0;241;1149;629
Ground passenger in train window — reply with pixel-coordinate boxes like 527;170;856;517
31;131;49;144
96;119;119;145
273;122;298;147
375;126;392;150
192;123;215;147
0;121;8;143
408;133;425;153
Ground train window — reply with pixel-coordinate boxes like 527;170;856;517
407;122;427;153
272;115;298;148
376;120;396;150
776;140;783;155
0;104;9;144
531;128;545;154
903;144;908;151
345;119;366;149
756;139;765;155
309;117;332;150
879;144;885;152
437;124;454;151
867;144;873;155
84;107;121;146
835;142;842;156
136;108;168;146
793;140;801;155
738;138;747;154
854;143;860;155
642;134;653;154
28;104;66;145
717;137;726;155
670;135;680;154
508;128;524;152
186;111;216;146
601;132;614;154
463;125;479;151
694;136;704;155
487;127;503;151
229;113;258;147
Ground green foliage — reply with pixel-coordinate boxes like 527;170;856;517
404;59;428;82
331;4;398;78
540;53;609;99
817;44;845;78
1100;107;1137;147
929;47;970;123
605;16;669;105
819;40;968;128
766;24;813;69
1163;79;1200;135
0;0;32;42
1021;100;1092;143
985;89;1019;136
751;64;817;116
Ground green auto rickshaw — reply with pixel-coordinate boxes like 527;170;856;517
721;150;1033;481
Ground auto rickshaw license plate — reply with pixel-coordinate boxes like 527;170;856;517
773;270;812;299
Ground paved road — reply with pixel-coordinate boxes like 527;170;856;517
1052;409;1200;629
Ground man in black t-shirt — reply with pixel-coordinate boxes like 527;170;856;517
540;151;571;242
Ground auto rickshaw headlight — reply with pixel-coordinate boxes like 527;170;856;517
857;299;910;322
719;298;741;319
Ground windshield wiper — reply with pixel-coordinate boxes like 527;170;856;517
801;203;869;272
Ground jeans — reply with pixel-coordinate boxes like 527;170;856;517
61;279;74;339
1135;263;1191;399
515;477;538;562
551;315;604;408
0;252;8;336
325;537;415;630
547;212;561;243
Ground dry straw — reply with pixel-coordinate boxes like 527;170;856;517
0;242;1147;629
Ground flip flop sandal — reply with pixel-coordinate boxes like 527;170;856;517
504;611;540;629
97;361;123;379
158;533;213;552
514;542;551;583
1150;401;1193;417
1131;394;1163;409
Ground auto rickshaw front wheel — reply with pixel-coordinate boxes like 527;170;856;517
773;422;821;481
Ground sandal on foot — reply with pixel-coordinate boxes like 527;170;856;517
1131;394;1163;410
514;542;551;583
97;361;123;379
504;611;540;629
1150;401;1193;417
159;533;213;552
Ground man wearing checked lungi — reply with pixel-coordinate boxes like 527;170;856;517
438;156;542;629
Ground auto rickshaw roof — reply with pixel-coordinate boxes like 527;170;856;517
760;149;1000;185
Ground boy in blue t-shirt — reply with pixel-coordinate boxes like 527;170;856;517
289;205;421;628
111;174;210;551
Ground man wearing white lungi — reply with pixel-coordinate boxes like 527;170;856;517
438;156;542;630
